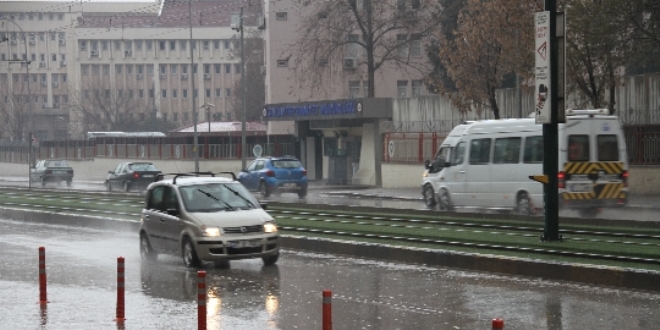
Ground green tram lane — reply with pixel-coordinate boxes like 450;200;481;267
1;187;660;272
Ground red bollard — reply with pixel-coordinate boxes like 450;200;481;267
198;270;207;330
38;247;48;304
492;318;504;329
323;290;332;330
116;257;125;322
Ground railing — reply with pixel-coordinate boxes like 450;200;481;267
625;126;660;165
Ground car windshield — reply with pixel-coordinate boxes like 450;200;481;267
272;160;302;169
44;160;69;167
179;182;258;212
129;163;159;171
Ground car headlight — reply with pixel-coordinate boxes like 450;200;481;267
202;226;222;237
263;222;278;233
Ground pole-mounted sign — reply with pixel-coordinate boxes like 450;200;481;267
534;11;551;124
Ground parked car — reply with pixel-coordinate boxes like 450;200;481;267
29;159;74;187
139;172;280;267
237;156;308;198
105;162;162;192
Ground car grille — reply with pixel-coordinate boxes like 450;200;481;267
222;225;262;234
227;247;262;255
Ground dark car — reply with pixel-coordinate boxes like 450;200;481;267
237;156;308;198
105;162;162;192
29;159;74;187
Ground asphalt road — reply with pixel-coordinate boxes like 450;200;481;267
2;218;660;329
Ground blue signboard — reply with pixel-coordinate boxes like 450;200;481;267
263;100;361;119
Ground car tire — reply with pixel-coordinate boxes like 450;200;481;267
578;207;600;218
140;233;157;261
259;181;271;198
516;192;532;215
422;184;437;209
262;252;279;266
297;187;307;198
123;182;130;192
66;180;72;187
438;189;453;211
182;238;201;268
105;181;112;191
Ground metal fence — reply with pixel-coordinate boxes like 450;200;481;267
625;126;660;165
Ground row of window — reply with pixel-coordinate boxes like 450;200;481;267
0;32;66;42
80;63;241;76
0;53;67;63
81;87;233;100
3;94;69;105
3;73;68;84
79;39;237;52
0;13;65;21
449;135;620;166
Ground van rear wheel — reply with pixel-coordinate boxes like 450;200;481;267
578;208;600;218
516;192;532;215
422;185;437;209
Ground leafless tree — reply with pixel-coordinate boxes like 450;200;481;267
0;74;31;141
290;0;443;98
230;29;266;121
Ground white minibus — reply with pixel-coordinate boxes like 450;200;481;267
421;109;629;217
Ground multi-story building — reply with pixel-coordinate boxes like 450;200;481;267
1;0;259;141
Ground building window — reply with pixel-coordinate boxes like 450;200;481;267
80;41;87;51
171;64;177;74
146;40;153;50
205;89;211;98
147;65;154;75
103;65;110;76
234;64;241;74
92;65;100;75
412;80;422;96
127;65;133;75
349;81;360;98
162;89;167;98
226;88;231;97
225;64;231;74
182;65;188;74
215;88;221;98
203;41;209;50
397;34;408;57
214;40;220;50
139;90;144;98
410;34;421;57
149;89;154;98
160;65;166;74
114;40;121;50
180;40;187;50
173;113;178;122
136;40;142;50
172;90;178;99
276;12;288;21
204;64;210;74
397;80;408;97
182;89;188;99
159;41;165;51
224;40;230;49
194;89;198;98
137;65;144;74
170;41;176;51
215;64;221;74
102;41;108;51
51;53;57;61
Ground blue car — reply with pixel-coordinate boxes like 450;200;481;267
238;156;308;198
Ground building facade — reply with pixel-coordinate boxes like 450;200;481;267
1;0;260;141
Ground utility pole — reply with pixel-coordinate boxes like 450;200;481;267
189;0;199;173
232;8;247;169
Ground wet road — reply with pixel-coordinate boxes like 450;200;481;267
1;218;660;329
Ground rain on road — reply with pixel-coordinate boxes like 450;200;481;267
1;218;660;329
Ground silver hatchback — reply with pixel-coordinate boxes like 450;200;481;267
139;172;280;267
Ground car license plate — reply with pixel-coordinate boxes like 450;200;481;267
143;174;154;178
283;183;297;187
569;183;592;193
54;170;67;174
229;240;261;248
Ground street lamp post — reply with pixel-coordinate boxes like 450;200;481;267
232;8;246;169
188;0;199;173
2;20;33;189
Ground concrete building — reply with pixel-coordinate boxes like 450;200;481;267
0;0;260;141
262;0;438;185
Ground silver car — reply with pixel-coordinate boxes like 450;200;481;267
139;172;279;267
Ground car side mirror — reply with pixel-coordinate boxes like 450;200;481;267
108;170;114;174
424;160;431;169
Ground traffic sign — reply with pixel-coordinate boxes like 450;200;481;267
535;11;551;124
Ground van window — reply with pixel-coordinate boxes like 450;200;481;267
430;147;450;173
523;136;543;163
597;135;619;161
469;139;491;164
493;138;521;164
568;135;590;161
451;142;466;166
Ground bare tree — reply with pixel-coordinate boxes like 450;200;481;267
566;0;631;112
230;30;266;122
437;0;539;119
0;74;31;141
291;0;443;98
69;76;155;132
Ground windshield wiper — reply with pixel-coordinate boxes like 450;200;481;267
197;189;235;211
223;185;257;208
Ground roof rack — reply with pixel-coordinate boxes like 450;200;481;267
156;171;237;184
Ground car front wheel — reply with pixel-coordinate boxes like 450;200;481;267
182;238;201;268
140;233;157;261
422;184;437;209
297;187;307;198
105;181;112;191
122;182;130;192
262;252;279;266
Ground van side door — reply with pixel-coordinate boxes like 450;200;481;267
465;138;492;207
444;141;467;205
